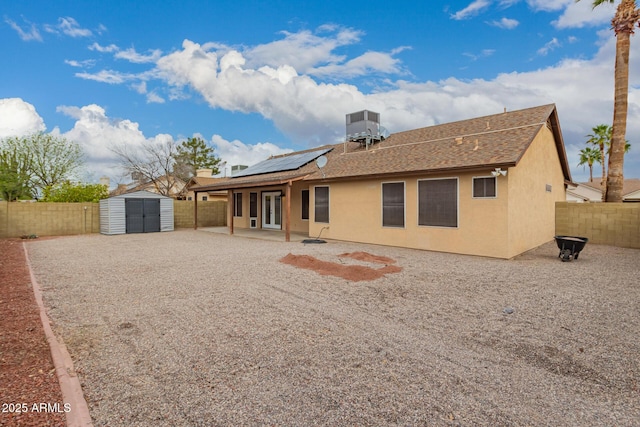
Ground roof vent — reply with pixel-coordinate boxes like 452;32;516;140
346;110;388;149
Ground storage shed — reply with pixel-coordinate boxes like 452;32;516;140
100;190;174;235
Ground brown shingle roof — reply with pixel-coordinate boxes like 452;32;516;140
191;104;571;192
581;179;640;196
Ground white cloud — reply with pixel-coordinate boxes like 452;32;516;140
210;135;292;174
244;27;362;73
309;48;409;78
552;0;615;29
89;42;119;53
55;104;167;181
146;92;165;104
537;37;561;56
65;59;96;68
115;47;163;63
489;17;520;29
0;98;46;137
75;69;138;84
451;0;492;20
57;17;92;37
526;0;571;12
47;104;289;182
463;49;496;61
4;17;42;42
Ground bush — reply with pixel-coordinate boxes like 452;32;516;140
42;182;109;203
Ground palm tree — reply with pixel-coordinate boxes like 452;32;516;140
586;124;611;187
580;0;640;201
578;146;602;182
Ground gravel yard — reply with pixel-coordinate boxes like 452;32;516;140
26;230;640;426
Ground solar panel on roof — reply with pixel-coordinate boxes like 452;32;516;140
232;148;332;178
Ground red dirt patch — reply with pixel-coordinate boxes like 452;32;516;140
280;252;402;282
338;251;397;265
0;239;66;427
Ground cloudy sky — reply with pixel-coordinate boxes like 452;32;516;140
2;0;639;184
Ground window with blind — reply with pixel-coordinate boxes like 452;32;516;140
233;193;242;217
382;182;405;227
418;178;458;227
473;177;496;198
301;190;309;220
314;186;329;223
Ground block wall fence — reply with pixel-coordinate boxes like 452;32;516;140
0;200;226;238
2;200;637;248
555;202;640;249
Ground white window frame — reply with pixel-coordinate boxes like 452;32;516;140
233;192;242;217
472;176;497;199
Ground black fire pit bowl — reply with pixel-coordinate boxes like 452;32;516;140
554;235;588;262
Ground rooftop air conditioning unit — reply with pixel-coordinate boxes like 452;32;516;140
346;110;388;148
231;165;248;176
346;110;380;139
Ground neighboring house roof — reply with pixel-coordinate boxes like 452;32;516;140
185;176;226;188
573;179;640;201
110;175;187;198
192;104;572;192
184;176;228;197
108;190;173;200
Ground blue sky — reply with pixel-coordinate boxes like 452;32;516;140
2;0;640;184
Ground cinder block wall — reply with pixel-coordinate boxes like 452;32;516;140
0;200;228;237
556;202;640;248
0;202;100;238
174;201;227;228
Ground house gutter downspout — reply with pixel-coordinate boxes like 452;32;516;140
285;180;292;242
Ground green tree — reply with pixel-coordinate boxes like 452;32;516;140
578;146;602;183
174;137;221;181
42;181;109;203
1;133;84;197
586;124;611;187
0;145;33;201
580;0;640;201
25;133;84;191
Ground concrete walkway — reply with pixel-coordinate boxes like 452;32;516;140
197;226;308;242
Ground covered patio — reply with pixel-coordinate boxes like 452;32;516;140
197;226;309;242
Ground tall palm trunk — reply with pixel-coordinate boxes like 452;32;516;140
606;0;639;202
599;140;606;200
607;26;629;201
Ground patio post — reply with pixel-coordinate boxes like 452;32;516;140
228;189;234;235
285;181;291;242
194;191;198;230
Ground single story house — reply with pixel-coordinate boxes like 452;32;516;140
190;104;572;259
184;169;229;201
110;175;187;199
567;179;640;202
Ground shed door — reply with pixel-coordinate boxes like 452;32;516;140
125;198;161;233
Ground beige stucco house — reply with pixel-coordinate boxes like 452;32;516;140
190;104;572;259
184;169;228;201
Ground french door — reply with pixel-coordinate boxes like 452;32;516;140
262;192;282;229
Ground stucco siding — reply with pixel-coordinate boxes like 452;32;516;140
309;172;510;258
507;125;566;257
